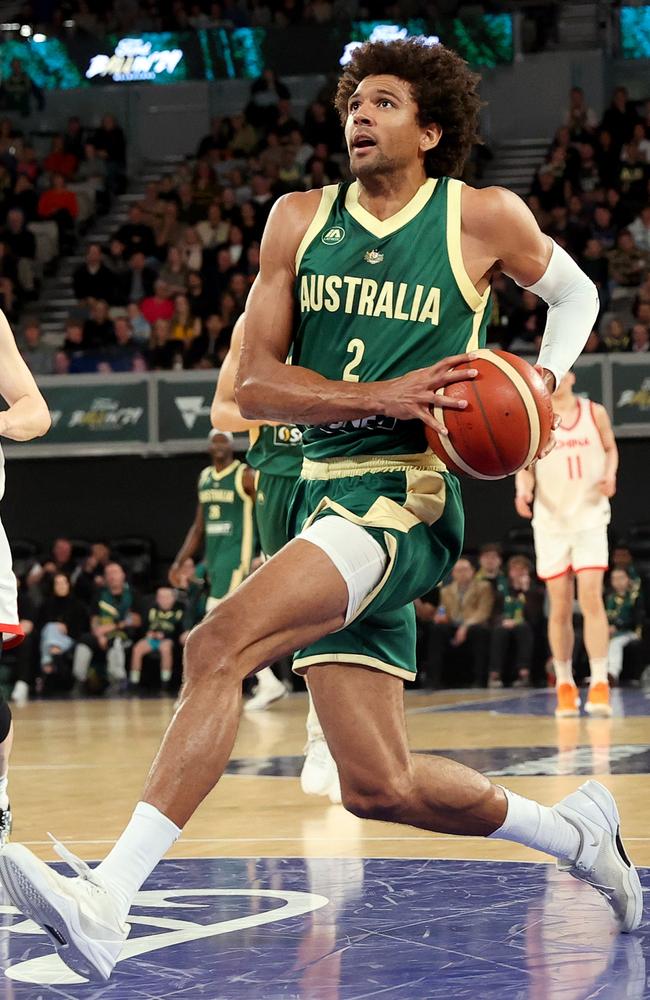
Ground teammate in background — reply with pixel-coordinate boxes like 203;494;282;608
212;314;340;803
169;429;255;610
515;373;618;718
0;309;51;842
1;40;641;983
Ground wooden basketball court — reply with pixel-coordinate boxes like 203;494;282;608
1;688;648;997
10;688;650;865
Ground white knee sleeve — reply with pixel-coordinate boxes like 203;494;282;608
298;516;387;624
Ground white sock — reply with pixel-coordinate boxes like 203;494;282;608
553;659;574;686
305;687;324;743
489;786;580;862
95;802;181;922
0;774;8;811
589;658;608;686
256;666;282;691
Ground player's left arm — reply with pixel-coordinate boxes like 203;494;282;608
0;310;51;441
592;403;618;497
463;187;600;393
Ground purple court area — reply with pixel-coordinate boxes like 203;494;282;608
0;856;647;999
415;687;650;717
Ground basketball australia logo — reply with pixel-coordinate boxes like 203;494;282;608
321;226;345;245
1;885;328;986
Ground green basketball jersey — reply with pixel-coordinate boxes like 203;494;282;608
247;424;302;477
292;177;491;460
198;460;254;596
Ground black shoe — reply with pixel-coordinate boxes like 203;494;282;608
0;802;12;846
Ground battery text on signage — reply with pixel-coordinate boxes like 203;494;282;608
340;24;439;67
617;376;650;412
86;37;183;82
68;397;144;430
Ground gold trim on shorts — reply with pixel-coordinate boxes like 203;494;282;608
293;652;415;682
301;452;446;480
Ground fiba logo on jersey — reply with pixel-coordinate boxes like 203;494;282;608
322;227;345;245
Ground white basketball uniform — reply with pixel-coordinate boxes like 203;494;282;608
532;396;610;580
0;453;23;650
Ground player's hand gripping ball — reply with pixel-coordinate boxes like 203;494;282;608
426;349;553;479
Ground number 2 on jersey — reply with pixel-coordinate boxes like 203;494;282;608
567;455;582;480
343;338;365;382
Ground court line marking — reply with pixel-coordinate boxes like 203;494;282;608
19;836;650;844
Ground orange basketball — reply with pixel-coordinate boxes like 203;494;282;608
426;349;554;479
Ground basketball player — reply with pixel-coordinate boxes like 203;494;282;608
1;40;641;981
515;372;618;717
169;429;255;609
0;310;50;843
212;314;341;802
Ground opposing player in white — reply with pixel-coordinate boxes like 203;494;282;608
0;310;50;842
516;372;618;717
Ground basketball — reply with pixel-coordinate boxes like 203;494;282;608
426;349;554;479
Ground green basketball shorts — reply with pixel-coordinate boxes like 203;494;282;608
254;470;298;557
287;454;464;681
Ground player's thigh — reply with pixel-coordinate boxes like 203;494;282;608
191;538;350;676
576;567;606;611
306;663;412;796
545;571;574;615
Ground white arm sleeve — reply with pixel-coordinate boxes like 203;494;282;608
515;240;600;388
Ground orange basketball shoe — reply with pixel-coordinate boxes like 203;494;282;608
585;682;612;718
555;682;580;718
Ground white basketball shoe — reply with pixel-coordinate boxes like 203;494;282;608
301;737;341;803
0;837;128;981
554;780;643;932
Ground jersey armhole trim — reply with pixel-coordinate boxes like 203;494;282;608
446;178;491;313
294;185;340;271
234;463;252;504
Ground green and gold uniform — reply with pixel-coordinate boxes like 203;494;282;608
247;424;302;556
288;177;490;680
198;460;254;599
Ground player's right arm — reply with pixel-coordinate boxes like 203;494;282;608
236;193;476;435
0;310;50;441
169;503;204;587
514;467;536;519
211;314;264;433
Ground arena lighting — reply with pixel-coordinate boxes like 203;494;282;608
340;23;440;66
62;19;75;27
33;33;47;42
0;23;20;30
19;24;32;37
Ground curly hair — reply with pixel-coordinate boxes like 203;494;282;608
334;39;482;178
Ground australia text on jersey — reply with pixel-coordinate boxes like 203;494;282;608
299;274;441;325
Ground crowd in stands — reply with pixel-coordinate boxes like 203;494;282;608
17;0;437;34
9;76;649;376
0;106;123;338
489;86;650;355
7;538;208;703
5;533;646;704
14;70;347;375
415;540;647;691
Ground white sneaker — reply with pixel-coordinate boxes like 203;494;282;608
327;771;342;805
243;677;287;712
555;779;643;932
10;680;29;706
301;737;340;798
0;837;129;981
